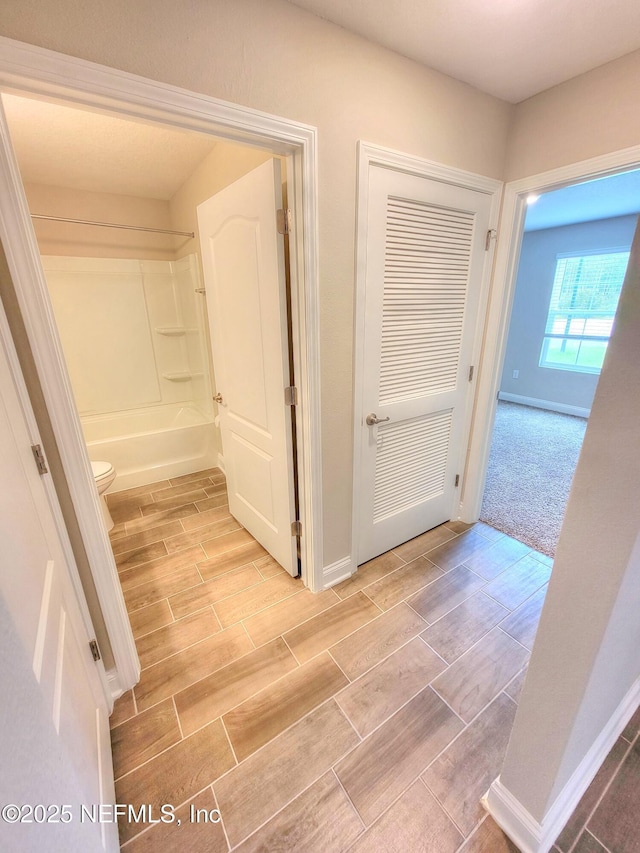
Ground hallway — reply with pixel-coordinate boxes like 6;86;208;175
107;467;554;851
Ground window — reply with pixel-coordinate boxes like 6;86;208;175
539;250;629;374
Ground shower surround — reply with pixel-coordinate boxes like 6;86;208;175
43;253;217;490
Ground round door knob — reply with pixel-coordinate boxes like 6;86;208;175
214;393;224;404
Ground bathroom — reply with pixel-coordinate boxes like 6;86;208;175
2;92;290;537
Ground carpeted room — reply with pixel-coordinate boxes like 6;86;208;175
480;173;640;556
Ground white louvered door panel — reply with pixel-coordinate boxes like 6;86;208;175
358;166;492;563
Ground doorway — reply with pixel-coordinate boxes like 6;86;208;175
480;170;640;556
1;93;306;576
0;50;322;703
3;93;300;578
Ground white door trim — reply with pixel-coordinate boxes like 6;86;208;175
463;144;640;521
0;37;323;703
352;141;502;569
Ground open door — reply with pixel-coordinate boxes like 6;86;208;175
0;299;116;851
197;160;298;576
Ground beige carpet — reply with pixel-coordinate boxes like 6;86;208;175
480;401;587;556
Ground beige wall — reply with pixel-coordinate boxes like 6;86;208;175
506;48;640;180
169;141;272;262
498;221;640;821
0;0;512;566
169;140;275;460
22;183;176;260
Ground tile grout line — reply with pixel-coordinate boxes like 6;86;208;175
119;779;226;849
118;554;204;591
417;687;526;786
496;624;534;654
414;589;505;635
428;683;468;725
203;697;341;791
236;587;341;645
210;583;301;627
131;689;138;717
171;695;185;741
418;774;469;841
140;636;310;740
219;715;241;768
422;620;529;702
216;702;360;849
501;689;519;707
166;596;177;622
280;632;302;666
124;569;204;608
239;619;256;650
416;632;451;667
583;827;614;853
360;566;448;612
226;770;331;850
326;648;354;684
330;622;432;694
331;690;364;743
163;520;242;554
564;733;636;853
226;585;325;637
331;767;366;830
211;783;233;853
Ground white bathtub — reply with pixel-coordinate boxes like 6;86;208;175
82;404;218;492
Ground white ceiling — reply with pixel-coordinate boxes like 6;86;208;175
287;0;640;103
2;94;217;200
525;170;640;232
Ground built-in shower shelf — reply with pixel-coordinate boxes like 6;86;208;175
156;327;186;336
162;371;205;382
163;372;192;382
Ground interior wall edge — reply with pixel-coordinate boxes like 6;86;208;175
0;238;115;670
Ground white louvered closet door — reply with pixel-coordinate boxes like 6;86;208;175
358;166;492;564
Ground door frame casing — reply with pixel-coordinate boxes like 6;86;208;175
0;36;323;699
462;144;640;522
351;142;502;570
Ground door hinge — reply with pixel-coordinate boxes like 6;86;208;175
89;639;101;662
468;365;474;382
291;520;302;537
455;474;460;487
284;386;298;406
31;444;48;475
485;229;497;251
277;208;292;235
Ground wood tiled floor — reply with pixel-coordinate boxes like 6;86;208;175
551;707;640;853
108;467;559;851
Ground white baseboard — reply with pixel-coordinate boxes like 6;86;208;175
483;674;640;853
107;667;126;706
323;555;354;589
498;392;590;419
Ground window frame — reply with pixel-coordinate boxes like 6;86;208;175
539;247;630;375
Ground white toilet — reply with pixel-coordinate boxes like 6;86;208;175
91;460;117;531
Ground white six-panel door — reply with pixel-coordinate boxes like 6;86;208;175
357;165;493;564
197;160;298;576
0;306;116;851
